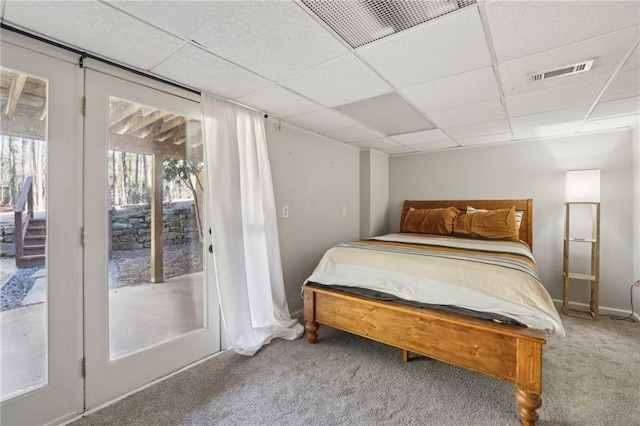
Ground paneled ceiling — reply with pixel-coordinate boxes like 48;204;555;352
1;0;639;156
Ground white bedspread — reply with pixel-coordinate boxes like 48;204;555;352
305;233;564;335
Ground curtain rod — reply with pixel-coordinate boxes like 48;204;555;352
0;22;200;95
1;22;271;119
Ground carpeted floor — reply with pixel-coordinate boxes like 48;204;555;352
71;313;639;426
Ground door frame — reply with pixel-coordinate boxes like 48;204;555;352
0;30;85;425
82;64;220;409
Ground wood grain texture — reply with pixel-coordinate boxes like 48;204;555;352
400;199;533;249
302;280;547;423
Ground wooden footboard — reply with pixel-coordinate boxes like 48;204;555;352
303;284;546;425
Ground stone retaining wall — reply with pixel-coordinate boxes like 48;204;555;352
0;223;15;244
0;203;199;252
111;201;200;250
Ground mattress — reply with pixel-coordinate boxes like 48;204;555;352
304;233;564;335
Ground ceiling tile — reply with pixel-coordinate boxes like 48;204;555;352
335;93;434;135
622;44;640;72
4;0;184;70
511;106;589;140
498;27;639;97
600;69;640;102
411;140;459;152
444;119;510;139
105;1;220;40
285;108;360;133
190;1;348;80
426;99;505;128
358;8;491;88
234;84;319;119
485;0;640;62
505;77;608;118
589;96;640;121
279;54;393;107
322;126;382;143
380;146;416;155
152;45;269;98
390;129;451;146
580;114;640;133
351;138;401;150
455;132;512;147
401;66;500;112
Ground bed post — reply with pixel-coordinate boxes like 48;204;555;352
514;338;543;425
303;286;319;344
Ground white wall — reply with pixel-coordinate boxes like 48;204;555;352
389;131;634;312
360;149;389;238
632;123;640;316
266;122;361;314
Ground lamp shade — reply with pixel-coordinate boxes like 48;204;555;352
565;169;600;202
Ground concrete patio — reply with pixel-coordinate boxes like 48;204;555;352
0;270;204;401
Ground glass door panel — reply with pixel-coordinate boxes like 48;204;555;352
107;98;205;360
0;68;48;401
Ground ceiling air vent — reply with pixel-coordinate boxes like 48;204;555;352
302;0;477;49
528;60;594;82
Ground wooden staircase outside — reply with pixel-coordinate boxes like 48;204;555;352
19;218;46;267
14;176;46;268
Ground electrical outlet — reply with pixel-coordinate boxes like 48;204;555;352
282;205;289;219
634;280;640;288
342;206;347;216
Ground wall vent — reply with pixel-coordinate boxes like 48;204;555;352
528;60;594;82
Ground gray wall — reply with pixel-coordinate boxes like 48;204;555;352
633;124;640;317
266;122;361;314
389;131;634;313
360;149;389;238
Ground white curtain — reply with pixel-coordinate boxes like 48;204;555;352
201;94;303;356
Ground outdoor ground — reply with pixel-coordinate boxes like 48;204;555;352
1;242;203;310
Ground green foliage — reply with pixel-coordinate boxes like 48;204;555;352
163;158;203;191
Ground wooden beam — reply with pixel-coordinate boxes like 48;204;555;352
110;102;139;128
4;74;27;116
38;104;47;121
150;153;164;283
109;133;202;160
120;110;167;136
153;116;187;141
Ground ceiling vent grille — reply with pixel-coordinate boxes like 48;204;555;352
528;59;594;82
302;0;477;49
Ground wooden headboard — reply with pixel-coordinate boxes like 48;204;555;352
400;199;534;249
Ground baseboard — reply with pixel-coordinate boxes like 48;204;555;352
44;412;79;426
552;299;637;319
290;308;303;319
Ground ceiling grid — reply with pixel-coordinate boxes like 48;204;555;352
1;0;638;155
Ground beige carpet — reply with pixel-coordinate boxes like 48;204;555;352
71;313;640;425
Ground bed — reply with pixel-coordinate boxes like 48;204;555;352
302;199;562;426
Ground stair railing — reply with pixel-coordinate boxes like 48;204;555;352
14;176;34;263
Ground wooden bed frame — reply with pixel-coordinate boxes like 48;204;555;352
303;199;546;425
